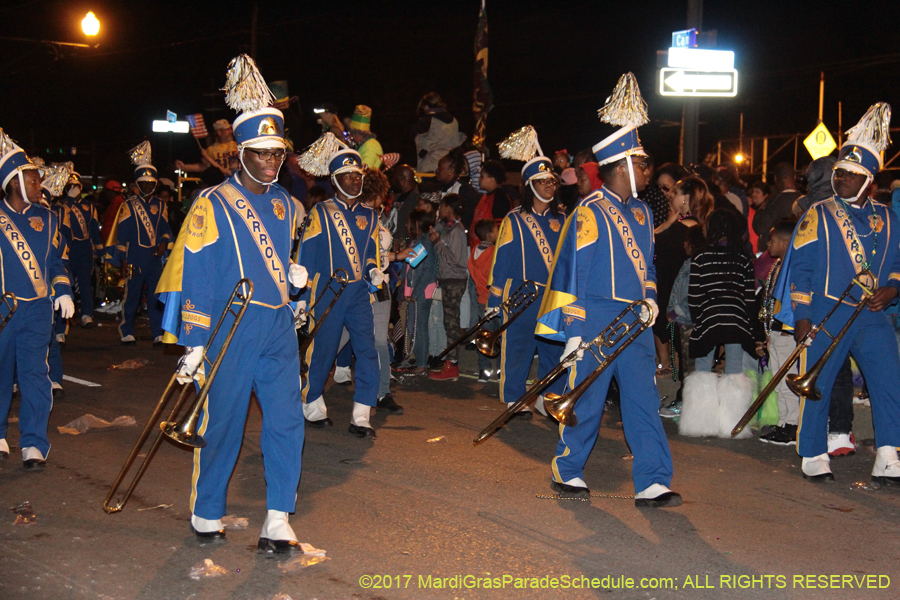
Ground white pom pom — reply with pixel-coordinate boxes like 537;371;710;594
297;133;346;177
598;72;649;128
222;54;275;115
846;102;892;152
498;125;542;161
129;141;152;167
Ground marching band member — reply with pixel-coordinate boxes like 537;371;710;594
0;130;73;470
489;126;565;416
536;74;680;507
104;142;172;345
157;55;308;553
61;171;102;328
296;133;383;437
774;103;900;484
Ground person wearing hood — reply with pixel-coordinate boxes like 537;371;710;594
794;155;837;217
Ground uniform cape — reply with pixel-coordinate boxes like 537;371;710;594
155;218;192;344
534;208;580;342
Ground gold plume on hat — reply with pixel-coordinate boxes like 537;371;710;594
298;132;346;177
498;125;542;161
0;129;24;159
223;54;275;115
598;72;649;128
41;164;72;197
129;141;152;167
846;102;892;153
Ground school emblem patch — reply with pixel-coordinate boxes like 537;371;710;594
29;217;44;232
870;214;884;233
549;219;561;232
150;205;159;215
356;215;368;230
272;198;286;220
632;208;645;226
191;213;204;230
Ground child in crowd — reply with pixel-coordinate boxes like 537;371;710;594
758;218;800;445
468;219;498;381
429;194;468;380
395;209;436;374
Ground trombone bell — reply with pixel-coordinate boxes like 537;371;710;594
543;392;578;426
160;420;207;448
475;329;501;358
785;371;822;401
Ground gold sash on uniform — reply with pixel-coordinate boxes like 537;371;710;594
70;203;89;241
219;184;289;303
325;204;363;281
0;206;48;298
825;200;868;274
597;198;647;294
131;199;157;246
519;213;553;275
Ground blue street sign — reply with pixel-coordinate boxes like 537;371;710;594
167;110;177;123
672;28;697;48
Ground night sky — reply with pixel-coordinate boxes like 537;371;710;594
3;0;900;180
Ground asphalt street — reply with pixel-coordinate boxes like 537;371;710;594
1;312;898;600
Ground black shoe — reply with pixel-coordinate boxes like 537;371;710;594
0;451;8;461
121;340;137;346
464;340;476;351
802;472;835;483
305;417;333;429
377;393;404;415
349;423;376;438
551;480;590;499
257;537;303;556
190;524;226;543
52;387;65;400
871;475;900;487
635;491;683;508
511;410;533;420
23;459;46;472
760;424;797;446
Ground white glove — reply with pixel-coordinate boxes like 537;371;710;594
640;299;659;327
369;268;386;287
288;263;308;289
485;305;501;319
54;295;75;319
563;336;584;365
176;346;205;385
293;300;308;328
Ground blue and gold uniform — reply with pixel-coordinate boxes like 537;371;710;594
536;185;672;493
104;194;172;340
775;197;900;458
488;205;565;404
0;199;71;458
156;173;305;520
62;194;102;320
299;195;381;408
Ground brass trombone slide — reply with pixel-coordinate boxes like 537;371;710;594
436;280;539;361
0;292;17;334
298;268;350;372
731;270;876;437
103;278;254;514
473;299;652;445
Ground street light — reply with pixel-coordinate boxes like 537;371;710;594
734;153;744;164
82;12;100;36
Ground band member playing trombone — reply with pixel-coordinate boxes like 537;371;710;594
156;55;308;553
104;142;172;346
490;127;565;417
297;137;383;438
774;103;900;484
535;74;679;507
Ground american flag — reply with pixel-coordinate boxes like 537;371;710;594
186;114;208;139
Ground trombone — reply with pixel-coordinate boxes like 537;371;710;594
103;279;254;514
0;292;17;334
474;299;652;445
298;268;350;373
731;270;876;436
436;280;539;361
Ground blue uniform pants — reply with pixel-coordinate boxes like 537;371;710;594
191;305;304;519
552;301;673;493
119;256;164;338
499;297;565;403
797;302;900;457
69;240;95;318
302;279;378;407
0;299;54;456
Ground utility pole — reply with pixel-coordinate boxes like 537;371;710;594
818;72;824;123
681;0;702;165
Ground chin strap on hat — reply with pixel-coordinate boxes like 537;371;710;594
528;179;554;202
625;154;638;199
831;170;872;205
331;171;364;200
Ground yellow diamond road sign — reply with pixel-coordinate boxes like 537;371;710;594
804;122;837;160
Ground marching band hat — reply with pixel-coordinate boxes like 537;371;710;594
223;54;285;150
0;129;38;190
329;148;364;176
592;73;649;166
835;102;891;178
521;156;555;182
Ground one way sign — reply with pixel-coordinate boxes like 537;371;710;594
659;68;738;97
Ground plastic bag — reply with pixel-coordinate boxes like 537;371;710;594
11;501;36;525
222;515;248;529
58;414;137;435
189;558;229;580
